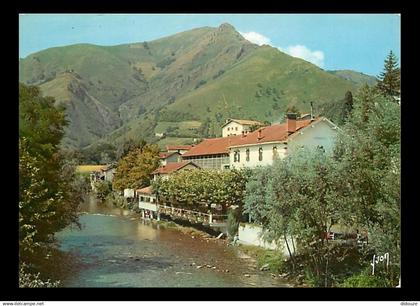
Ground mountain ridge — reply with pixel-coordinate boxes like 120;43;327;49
19;23;374;150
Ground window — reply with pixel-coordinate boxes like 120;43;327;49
234;150;240;162
246;148;250;162
258;147;263;161
235;127;238;131
273;146;279;160
227;127;230;131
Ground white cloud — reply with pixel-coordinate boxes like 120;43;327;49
239;31;271;46
239;30;325;68
279;45;325;68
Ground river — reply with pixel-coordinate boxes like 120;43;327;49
48;197;291;287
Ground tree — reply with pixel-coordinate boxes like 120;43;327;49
153;169;249;214
333;86;400;285
342;91;353;123
376;50;400;98
19;83;83;284
116;138;146;161
112;144;160;191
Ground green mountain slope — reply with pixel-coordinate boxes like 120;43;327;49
328;69;377;86
20;23;368;149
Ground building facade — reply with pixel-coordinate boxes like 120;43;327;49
228;115;339;169
221;119;265;138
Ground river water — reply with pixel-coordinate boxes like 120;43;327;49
49;197;290;287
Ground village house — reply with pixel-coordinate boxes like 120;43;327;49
181;137;237;169
151;161;200;181
228;114;339;169
159;151;182;166
101;163;117;182
136;186;159;220
181;114;339;170
221;119;265;138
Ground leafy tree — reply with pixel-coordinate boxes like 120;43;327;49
19;83;83;285
94;180;112;202
342;91;353;123
116;138;146;161
112;144;160;191
376;50;400;98
153;169;250;214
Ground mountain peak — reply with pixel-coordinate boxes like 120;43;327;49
218;22;236;31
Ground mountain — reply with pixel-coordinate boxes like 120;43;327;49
19;23;366;150
328;70;377;87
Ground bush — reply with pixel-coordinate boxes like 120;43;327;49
257;249;285;273
226;206;241;241
19;263;60;288
339;273;388;288
94;180;112;201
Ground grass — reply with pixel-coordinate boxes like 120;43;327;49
76;165;107;173
237;244;285;273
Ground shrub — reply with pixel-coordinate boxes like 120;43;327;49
94;180;112;202
339;273;388;288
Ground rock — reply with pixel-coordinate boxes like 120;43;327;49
225;269;229;273
244;274;251;277
206;264;212;268
212;266;216;269
196;265;203;269
260;263;270;271
134;258;140;261
108;259;117;263
191;236;195;239
270;273;276;278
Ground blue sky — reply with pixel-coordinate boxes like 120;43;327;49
19;14;400;76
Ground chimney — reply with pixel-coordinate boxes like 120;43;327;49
257;129;262;140
287;113;297;134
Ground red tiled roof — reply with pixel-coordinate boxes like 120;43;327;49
182;136;242;157
159;151;178;159
221;119;265;128
228;119;313;148
166;145;192;151
152;161;198;175
136;186;153;195
183;118;317;157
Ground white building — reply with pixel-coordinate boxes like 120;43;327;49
136;186;159;219
228;114;339;169
221;119;265;138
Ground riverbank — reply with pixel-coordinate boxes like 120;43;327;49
48;198;292;287
123;210;296;286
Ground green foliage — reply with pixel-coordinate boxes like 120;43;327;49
376;50;400;98
94;180;112;201
243;83;400;287
257;250;285;273
116;138;147;161
19;83;84;286
81;142;117;164
226;206;241;240
112;143;160;191
19;84;82;259
153;168;250;213
339;271;388;288
19;263;60;288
